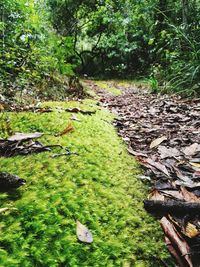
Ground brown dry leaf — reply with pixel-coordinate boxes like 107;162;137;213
183;143;200;157
181;187;200;203
184;223;200;238
58;123;74;136
8;132;43;141
127;147;147;157
0;103;4;111
146;158;170;176
158;146;180;159
150;136;167;149
66;107;81;113
160;190;184;201
35;108;53;113
66;108;95;115
76;221;93;243
150;189;165;201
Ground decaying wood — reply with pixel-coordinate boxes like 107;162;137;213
144;200;200;215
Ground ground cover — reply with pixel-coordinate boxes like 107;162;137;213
0;98;172;266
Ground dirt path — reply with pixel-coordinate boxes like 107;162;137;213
85;79;200;267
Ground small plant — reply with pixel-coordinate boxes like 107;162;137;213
149;76;159;93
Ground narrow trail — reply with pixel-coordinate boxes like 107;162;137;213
85;79;200;267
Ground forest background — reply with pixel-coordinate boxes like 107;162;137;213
0;0;200;98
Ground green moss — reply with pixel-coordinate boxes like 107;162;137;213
0;100;172;266
95;81;122;96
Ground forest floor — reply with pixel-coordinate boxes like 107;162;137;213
0;81;178;267
84;79;200;267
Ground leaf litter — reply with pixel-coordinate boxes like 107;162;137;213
0;133;58;157
88;80;200;267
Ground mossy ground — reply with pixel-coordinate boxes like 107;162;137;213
92;81;122;96
91;79;150;96
0;98;172;266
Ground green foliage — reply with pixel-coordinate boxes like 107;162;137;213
148;0;200;96
0;0;76;97
49;0;200;95
0;100;173;266
1;0;200;96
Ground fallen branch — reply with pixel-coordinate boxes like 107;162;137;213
144;200;200;215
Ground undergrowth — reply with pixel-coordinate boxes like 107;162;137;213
0;99;172;266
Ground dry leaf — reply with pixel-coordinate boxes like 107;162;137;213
71;115;81;122
58;123;74;136
183;143;200;157
160;190;184;201
150;189;165;201
0;103;4;111
8;132;43;141
184;223;199;238
146;158;170;176
66;108;95;115
158;146;180;159
150;136;167;149
181;187;200;203
76;221;93;243
190;162;200;169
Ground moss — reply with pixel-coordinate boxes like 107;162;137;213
95;81;122;96
0;99;172;266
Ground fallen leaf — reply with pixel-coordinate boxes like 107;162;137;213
8;132;43;141
127;147;148;157
181;187;200;203
183;143;200;157
160;190;184;201
190;162;200;168
71;114;81;122
184;223;200;238
35;108;53;113
0;103;4;111
150;136;167;149
158;146;180;159
76;221;93;243
150;189;165;201
57;123;74;136
146;158;170;176
66;108;96;115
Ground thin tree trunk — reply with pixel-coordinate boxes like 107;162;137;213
182;0;189;25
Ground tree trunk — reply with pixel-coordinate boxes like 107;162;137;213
182;0;189;25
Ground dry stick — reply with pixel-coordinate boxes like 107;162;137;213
161;217;193;267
